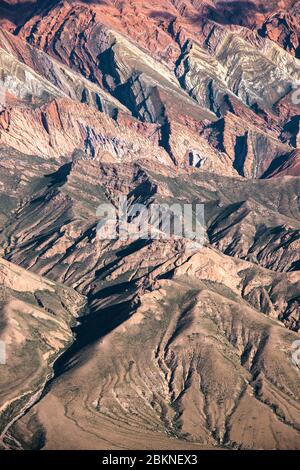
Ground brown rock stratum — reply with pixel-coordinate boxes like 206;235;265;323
0;0;300;451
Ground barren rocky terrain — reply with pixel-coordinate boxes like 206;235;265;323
0;0;299;450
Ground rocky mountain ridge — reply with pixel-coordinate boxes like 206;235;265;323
0;0;299;450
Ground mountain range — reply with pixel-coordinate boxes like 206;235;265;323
0;0;300;450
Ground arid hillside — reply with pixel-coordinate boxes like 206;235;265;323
0;0;299;450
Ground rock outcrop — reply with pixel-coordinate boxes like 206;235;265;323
0;0;299;451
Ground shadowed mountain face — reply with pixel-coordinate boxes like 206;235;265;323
0;0;300;451
0;1;54;30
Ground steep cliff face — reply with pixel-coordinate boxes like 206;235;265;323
0;0;300;451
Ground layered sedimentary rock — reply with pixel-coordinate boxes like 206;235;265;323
11;1;300;175
0;0;299;451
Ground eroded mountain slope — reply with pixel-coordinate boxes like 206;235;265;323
0;257;84;450
0;0;299;451
8;245;300;450
9;0;300;177
0;149;299;449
